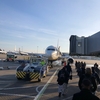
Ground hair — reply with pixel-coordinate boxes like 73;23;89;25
82;79;91;87
85;67;92;75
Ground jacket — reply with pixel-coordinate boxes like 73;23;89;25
65;64;72;75
57;67;69;85
78;74;97;92
72;89;100;100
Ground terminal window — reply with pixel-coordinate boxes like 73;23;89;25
78;42;81;47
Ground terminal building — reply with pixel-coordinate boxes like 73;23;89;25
69;31;100;56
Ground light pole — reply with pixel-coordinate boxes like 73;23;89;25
22;46;23;52
37;46;38;53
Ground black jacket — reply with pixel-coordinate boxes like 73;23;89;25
78;74;97;92
65;64;72;75
72;89;100;100
57;67;69;85
92;72;100;84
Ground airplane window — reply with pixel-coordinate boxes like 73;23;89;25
47;49;55;51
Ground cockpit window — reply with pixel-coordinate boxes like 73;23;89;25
47;49;55;51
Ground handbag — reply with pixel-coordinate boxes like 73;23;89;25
69;75;72;80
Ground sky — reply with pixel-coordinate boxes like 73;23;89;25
0;0;100;53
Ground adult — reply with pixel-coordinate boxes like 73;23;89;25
72;79;100;100
57;66;69;97
92;67;100;85
62;60;73;96
78;68;97;93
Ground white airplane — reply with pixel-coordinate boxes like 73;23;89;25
45;45;62;66
0;50;7;54
7;51;28;55
45;45;74;67
61;53;71;59
20;51;28;55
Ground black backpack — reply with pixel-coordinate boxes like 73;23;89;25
92;73;99;85
58;69;66;82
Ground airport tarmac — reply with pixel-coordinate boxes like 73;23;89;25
0;54;6;59
74;58;100;65
0;59;100;100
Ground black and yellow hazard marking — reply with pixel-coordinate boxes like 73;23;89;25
30;72;40;79
16;71;40;80
16;71;26;79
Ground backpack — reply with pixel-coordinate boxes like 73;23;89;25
57;67;70;85
59;70;66;82
92;73;99;85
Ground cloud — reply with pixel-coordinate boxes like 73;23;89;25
18;27;59;37
29;35;50;41
15;35;25;38
18;25;36;31
39;28;58;36
0;28;26;39
0;41;14;45
0;19;70;42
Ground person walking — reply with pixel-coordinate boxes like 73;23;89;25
62;60;73;96
57;66;69;97
72;79;100;100
65;61;72;79
40;59;46;66
92;67;100;85
75;61;78;69
78;67;97;94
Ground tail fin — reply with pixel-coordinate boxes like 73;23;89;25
57;39;59;49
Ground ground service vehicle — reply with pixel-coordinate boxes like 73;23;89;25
6;54;30;62
16;61;49;82
7;54;17;61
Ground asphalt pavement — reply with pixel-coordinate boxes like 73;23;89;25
0;60;100;100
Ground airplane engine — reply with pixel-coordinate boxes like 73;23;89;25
67;57;74;64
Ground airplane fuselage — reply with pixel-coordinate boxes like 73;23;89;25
45;45;61;61
0;51;7;54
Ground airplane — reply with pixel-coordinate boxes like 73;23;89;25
61;52;72;59
7;46;28;55
7;51;28;55
45;45;62;67
0;50;7;54
20;51;28;55
45;45;74;67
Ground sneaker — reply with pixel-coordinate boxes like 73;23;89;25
58;92;61;97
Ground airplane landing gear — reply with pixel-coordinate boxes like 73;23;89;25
38;78;42;82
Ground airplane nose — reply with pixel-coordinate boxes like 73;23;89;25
45;51;54;59
46;53;52;58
